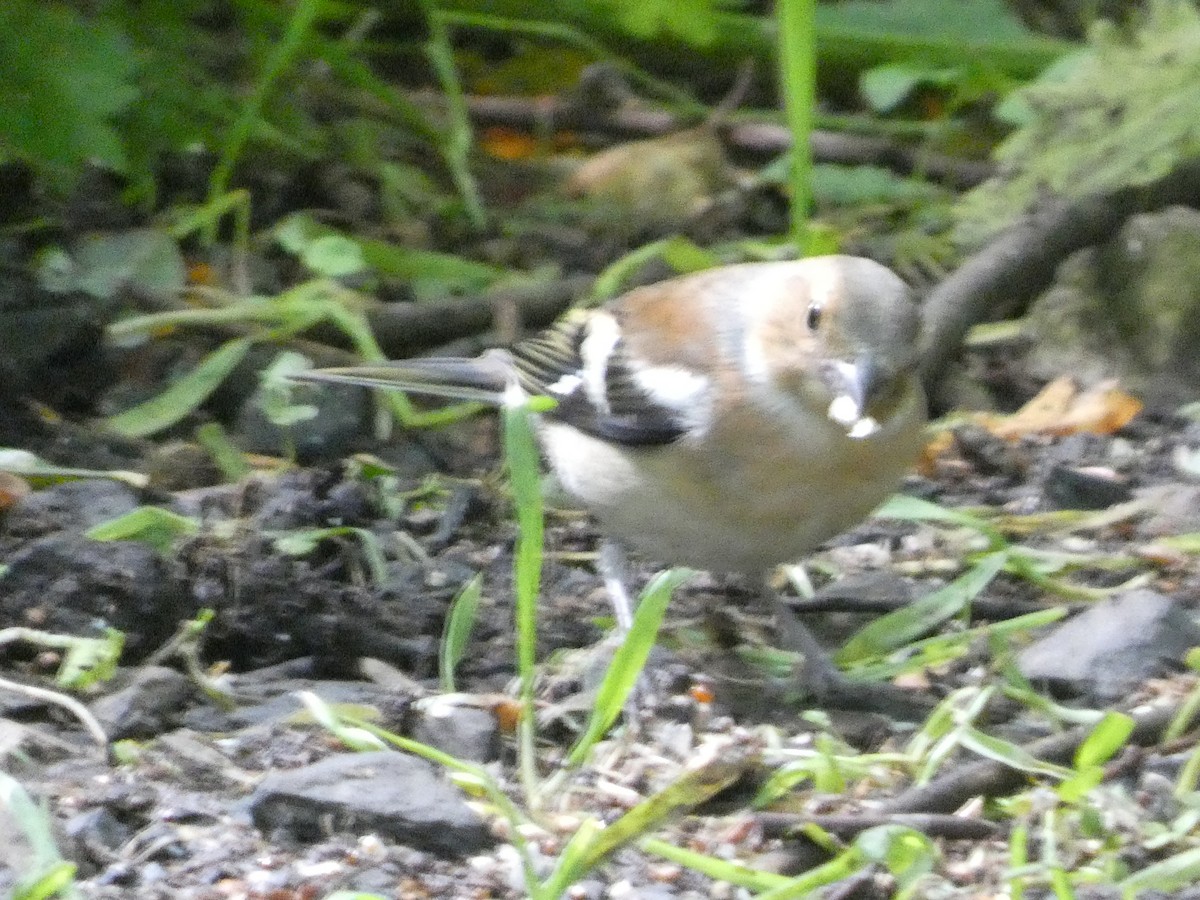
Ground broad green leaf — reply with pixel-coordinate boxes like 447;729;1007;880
958;726;1073;778
50;229;187;302
85;506;200;553
0;1;137;187
956;2;1200;246
816;0;1032;42
106;337;254;438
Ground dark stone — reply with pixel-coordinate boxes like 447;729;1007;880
2;479;141;540
249;751;491;855
0;533;189;658
1017;589;1200;701
89;667;193;740
64;807;132;871
408;699;500;763
1044;464;1132;510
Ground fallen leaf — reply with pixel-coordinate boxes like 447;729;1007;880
980;377;1142;440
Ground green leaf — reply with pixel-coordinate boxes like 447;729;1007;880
855;825;938;889
106;337;254;438
272;527;389;584
860;63;947;112
503;400;545;797
0;1;138;187
85;506;201;554
195;422;252;482
302;235;368;279
564;739;759;880
47;229;187;302
817;0;1034;43
641;837;792;893
1119;846;1200;897
874;493;1007;547
274;212;501;296
837;551;1007;665
958;726;1073;778
591;236;718;302
596;0;728;46
56;629;124;691
1;771;76;899
0;448;147;488
811;164;944;208
567;568;693;765
440;574;483;693
955;2;1200;246
1074;711;1135;770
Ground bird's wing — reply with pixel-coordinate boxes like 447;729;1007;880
512;309;697;446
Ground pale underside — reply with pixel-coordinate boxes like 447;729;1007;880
536;382;925;574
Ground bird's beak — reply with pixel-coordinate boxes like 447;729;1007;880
821;355;898;439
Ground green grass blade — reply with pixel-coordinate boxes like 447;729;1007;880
503;400;546;801
85;506;200;554
566;568;693;766
440;574;483;693
837;550;1007;666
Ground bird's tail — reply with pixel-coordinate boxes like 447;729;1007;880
288;351;515;404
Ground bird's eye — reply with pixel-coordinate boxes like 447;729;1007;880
806;303;823;331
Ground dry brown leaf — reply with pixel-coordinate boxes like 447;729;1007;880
980;377;1142;440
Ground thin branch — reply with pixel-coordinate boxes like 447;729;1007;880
0;676;108;749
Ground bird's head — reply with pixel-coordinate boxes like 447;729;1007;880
748;255;922;439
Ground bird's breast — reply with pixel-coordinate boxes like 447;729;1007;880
536;386;924;574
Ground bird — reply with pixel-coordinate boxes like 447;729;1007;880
290;255;927;708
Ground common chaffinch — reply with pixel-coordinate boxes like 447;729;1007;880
292;255;927;704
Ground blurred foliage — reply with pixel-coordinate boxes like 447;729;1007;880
955;0;1200;246
0;1;141;189
0;0;1078;212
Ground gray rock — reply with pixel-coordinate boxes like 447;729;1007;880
64;807;131;870
180;677;412;732
1017;589;1200;701
1023;207;1200;406
236;376;368;461
250;751;491;855
3;479;141;538
0;533;188;658
89;666;193;740
409;697;500;763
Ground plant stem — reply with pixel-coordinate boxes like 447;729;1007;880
777;0;816;251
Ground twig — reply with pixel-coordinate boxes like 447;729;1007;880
308;274;593;359
462;93;991;188
787;592;1066;621
880;703;1183;815
0;676;107;749
757;811;1003;841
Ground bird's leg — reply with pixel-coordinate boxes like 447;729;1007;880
757;575;933;719
598;539;636;635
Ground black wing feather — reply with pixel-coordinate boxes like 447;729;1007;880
511;311;689;446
